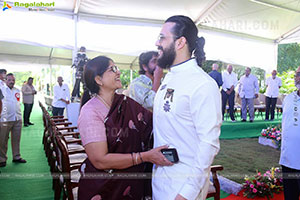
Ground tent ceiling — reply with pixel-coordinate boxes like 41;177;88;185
1;0;300;71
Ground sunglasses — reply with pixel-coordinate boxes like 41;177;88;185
157;34;181;43
108;65;120;73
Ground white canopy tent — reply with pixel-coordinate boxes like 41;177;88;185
1;0;300;73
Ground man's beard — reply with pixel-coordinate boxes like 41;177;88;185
147;66;155;76
157;42;176;69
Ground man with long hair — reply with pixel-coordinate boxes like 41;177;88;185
152;15;222;200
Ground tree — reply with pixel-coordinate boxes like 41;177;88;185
120;69;139;89
278;43;300;73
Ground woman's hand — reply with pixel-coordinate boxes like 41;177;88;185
142;145;173;166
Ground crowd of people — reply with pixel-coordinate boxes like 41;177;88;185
0;14;299;200
209;64;282;123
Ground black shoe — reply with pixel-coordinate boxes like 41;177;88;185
12;158;27;163
24;124;29;127
241;119;246;122
28;122;34;125
0;162;6;167
250;120;254;123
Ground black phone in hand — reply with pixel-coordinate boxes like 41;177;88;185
161;148;179;163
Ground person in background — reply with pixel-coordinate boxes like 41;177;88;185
221;64;238;122
77;56;172;200
129;51;164;110
264;70;282;121
238;67;259;122
52;76;70;116
0;69;6;119
0;73;26;167
208;63;223;88
21;77;37;127
279;66;300;200
0;69;7;88
152;15;221;200
0;89;3;120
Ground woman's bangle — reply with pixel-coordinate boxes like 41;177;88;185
135;152;139;165
131;153;135;166
138;152;144;163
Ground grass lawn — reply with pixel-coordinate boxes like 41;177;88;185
212;138;281;184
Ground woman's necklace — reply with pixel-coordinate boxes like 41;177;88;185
97;95;111;109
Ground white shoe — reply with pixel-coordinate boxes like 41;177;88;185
231;120;236;122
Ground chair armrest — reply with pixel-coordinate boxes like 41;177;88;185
68;149;85;154
57;126;77;131
211;165;223;173
65;139;82;144
51;115;64;119
61;132;80;137
55;122;72;126
52;118;69;122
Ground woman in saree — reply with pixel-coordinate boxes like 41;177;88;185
77;56;172;200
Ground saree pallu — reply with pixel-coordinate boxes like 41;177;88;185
78;94;153;200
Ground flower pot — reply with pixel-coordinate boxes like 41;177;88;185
258;136;279;149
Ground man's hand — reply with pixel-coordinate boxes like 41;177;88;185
153;66;164;80
226;90;231;95
175;194;187;200
152;66;164;92
255;94;258;98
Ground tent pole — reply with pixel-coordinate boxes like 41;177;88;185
49;48;54;96
72;14;79;89
129;56;138;83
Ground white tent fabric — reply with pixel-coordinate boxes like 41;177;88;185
1;0;300;72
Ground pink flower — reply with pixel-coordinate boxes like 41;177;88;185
257;172;261;176
250;184;254;188
257;182;261;186
253;188;257;193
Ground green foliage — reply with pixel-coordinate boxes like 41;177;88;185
277;71;297;94
202;60;224;73
278;43;300;74
11;71;33;88
120;69;139;88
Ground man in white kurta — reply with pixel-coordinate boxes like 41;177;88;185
52;76;70;116
264;70;282;121
152;15;222;200
238;67;259;122
279;67;300;199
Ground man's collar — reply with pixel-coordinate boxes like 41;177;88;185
170;58;195;73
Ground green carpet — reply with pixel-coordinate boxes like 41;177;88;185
221;112;282;139
0;103;53;200
0;105;278;199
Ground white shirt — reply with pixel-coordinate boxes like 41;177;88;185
265;76;282;98
238;74;259;98
222;71;238;92
0;86;22;122
279;91;300;170
152;59;221;200
52;83;70;108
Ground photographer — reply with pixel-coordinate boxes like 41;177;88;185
71;46;88;101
